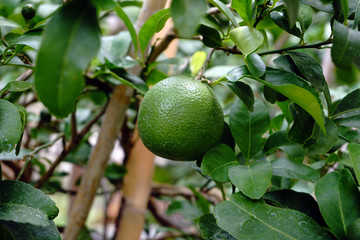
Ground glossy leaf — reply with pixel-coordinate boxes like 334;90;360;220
263;130;291;153
0;17;20;29
271;158;320;182
228;160;272;199
332;89;360;119
99;32;131;65
261;68;325;133
333;0;349;22
214;193;332;240
273;55;301;74
245;53;266;77
113;3;138;53
229;98;270;160
139;8;171;56
0;81;32;96
226;65;250;82
35;0;100;118
284;0;300;27
263;190;326;227
288;103;314;144
0;100;22;153
208;0;238;27
223;81;254;112
348;143;360;185
0;180;59;224
231;0;253;25
315;169;360;239
331;21;360;68
199;214;236;240
270;10;302;38
201;144;239;182
304;117;338;155
229;26;264;55
300;0;334;13
171;0;207;38
0;221;61;240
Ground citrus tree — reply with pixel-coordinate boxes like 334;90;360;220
1;0;360;239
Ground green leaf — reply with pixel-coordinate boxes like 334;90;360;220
287;51;328;93
99;32;132;65
304;117;338;155
284;0;300;27
171;0;207;38
229;26;264;55
139;8;171;57
353;1;360;29
231;0;253;25
198;25;223;48
0;81;32;96
297;4;313;33
333;0;349;22
9;30;42;50
300;0;334;13
0;180;59;225
332;89;360;119
222;81;254;112
263;130;291;153
226;65;251;82
199;214;236;240
201;144;239;182
331;21;360;68
263;190;326;227
288;103;314;144
270;10;302;38
261;68;325;133
214;193;332;240
229;98;270;160
245;53;266;77
229;160;272;199
315;169;360;239
190;51;207;77
0;100;22;153
207;0;238;27
0;221;61;240
0;17;21;29
35;0;100;118
271;158;320;182
113;3;138;53
348;143;360;185
273;55;300;74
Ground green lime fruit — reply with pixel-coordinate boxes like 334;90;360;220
348;218;360;240
21;4;36;21
138;76;224;161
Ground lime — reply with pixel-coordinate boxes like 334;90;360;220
348;218;360;240
138;76;224;161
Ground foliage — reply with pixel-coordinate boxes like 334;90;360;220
0;0;360;239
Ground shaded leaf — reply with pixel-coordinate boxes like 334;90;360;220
222;81;254;112
214;193;332;240
35;0;100;118
263;130;291;153
171;0;207;38
139;8;171;56
0;221;60;240
229;26;264;55
0;100;22;153
297;4;313;33
198;25;223;48
229;98;270;160
273;55;302;75
288;103;314;144
9;30;42;50
332;89;360;119
0;81;32;96
199;214;236;240
348;143;360;185
99;32;132;65
300;0;334;13
225;65;250;82
271;158;320;182
263;190;327;227
331;21;360;68
201;144;239;182
270;10;302;38
229;160;272;199
304;117;338;155
284;0;300;27
315;169;360;239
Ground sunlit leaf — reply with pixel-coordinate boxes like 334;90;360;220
229;26;264;55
